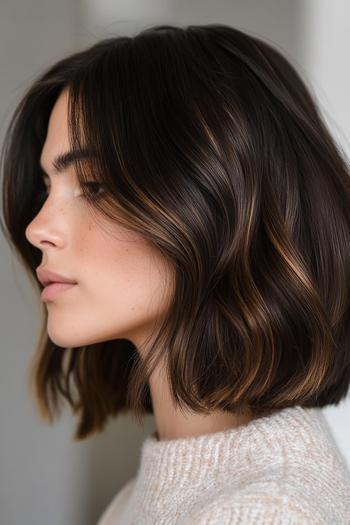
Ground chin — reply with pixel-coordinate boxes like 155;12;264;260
51;332;116;349
46;330;86;349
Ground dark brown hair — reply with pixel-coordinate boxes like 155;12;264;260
1;24;350;441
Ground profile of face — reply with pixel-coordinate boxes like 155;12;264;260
25;89;173;351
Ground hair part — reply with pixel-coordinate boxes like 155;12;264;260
1;23;350;441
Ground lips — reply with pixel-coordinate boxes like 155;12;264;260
40;281;77;302
36;266;77;287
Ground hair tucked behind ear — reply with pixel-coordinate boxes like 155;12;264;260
1;23;349;441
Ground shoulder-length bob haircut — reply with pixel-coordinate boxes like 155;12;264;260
1;24;350;441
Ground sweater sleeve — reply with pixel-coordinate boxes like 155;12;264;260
96;477;136;525
183;491;325;525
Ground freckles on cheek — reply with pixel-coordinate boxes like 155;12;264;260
79;218;160;295
77;218;112;258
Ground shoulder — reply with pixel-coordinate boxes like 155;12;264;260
180;434;350;525
96;476;136;525
181;485;331;525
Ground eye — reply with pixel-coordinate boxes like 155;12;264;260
81;182;105;197
35;180;105;203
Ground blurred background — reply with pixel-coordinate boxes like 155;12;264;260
0;1;349;524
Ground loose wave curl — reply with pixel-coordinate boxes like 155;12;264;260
1;24;350;441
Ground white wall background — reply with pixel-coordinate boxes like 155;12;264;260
0;1;349;524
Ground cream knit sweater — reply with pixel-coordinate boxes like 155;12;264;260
96;406;350;524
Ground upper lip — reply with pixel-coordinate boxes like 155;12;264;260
36;267;77;287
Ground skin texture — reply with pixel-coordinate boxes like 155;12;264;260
25;88;255;441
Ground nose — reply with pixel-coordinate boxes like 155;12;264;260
25;202;63;250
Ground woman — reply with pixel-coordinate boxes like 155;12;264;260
1;23;350;524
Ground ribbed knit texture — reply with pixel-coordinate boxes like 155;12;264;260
97;406;350;524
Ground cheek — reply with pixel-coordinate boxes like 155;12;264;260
88;246;169;318
68;223;172;337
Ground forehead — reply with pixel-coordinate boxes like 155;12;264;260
40;89;70;172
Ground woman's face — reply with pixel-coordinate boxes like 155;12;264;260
25;89;172;350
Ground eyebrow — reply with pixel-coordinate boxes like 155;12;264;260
39;148;95;177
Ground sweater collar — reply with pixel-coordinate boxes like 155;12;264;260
131;405;326;514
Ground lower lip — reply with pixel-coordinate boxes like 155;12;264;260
41;282;77;301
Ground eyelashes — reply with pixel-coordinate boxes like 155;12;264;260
36;181;105;203
80;182;105;197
